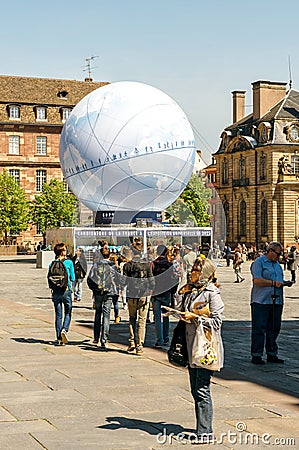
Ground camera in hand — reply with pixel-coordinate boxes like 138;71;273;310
283;281;293;287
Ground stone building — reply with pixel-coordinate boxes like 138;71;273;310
0;75;108;245
213;80;299;249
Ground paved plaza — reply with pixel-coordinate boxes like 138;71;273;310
0;256;298;449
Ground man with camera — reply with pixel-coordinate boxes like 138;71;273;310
250;241;293;365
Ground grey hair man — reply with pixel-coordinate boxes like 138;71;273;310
250;241;293;365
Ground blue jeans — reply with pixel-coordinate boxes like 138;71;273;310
52;290;72;340
152;293;171;345
73;278;83;300
94;293;112;344
188;366;213;435
251;302;283;357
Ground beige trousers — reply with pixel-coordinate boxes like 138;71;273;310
127;297;149;349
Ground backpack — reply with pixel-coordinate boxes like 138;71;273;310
48;260;68;292
74;260;86;279
87;260;113;295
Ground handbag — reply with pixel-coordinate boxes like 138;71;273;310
167;320;188;367
191;321;224;371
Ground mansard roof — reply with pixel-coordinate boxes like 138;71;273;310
0;75;109;106
215;88;299;154
262;89;299;121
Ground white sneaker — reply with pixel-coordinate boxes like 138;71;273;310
61;329;68;344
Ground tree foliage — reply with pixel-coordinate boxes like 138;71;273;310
32;179;78;237
165;174;211;226
0;170;31;242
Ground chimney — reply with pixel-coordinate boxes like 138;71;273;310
232;90;246;123
252;81;287;120
84;77;93;82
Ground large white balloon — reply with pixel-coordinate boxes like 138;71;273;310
60;81;196;212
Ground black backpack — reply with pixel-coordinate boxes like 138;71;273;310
48;260;68;292
87;260;113;295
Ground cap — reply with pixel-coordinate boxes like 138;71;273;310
185;244;192;251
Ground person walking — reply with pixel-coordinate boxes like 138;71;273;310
120;243;155;356
179;257;224;444
233;248;245;282
151;244;175;348
47;242;75;346
250;241;293;365
287;245;297;283
87;245;117;349
223;244;231;267
72;248;88;302
109;252;122;323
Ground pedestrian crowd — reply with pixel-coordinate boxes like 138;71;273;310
46;238;296;445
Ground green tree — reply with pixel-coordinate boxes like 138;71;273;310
0;170;31;243
32;179;78;241
165;174;211;226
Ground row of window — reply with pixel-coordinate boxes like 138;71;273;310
9;169;46;192
7;105;71;122
223;199;268;237
221;153;299;185
8;136;47;155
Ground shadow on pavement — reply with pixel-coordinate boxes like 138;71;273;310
12;337;91;346
98;415;190;435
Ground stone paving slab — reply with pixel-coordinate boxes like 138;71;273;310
0;256;298;449
0;418;56;434
0;434;45;450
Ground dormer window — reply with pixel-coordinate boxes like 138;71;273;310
8;105;20;120
258;122;271;144
283;122;299;142
57;90;68;99
35;106;47;121
289;126;299;142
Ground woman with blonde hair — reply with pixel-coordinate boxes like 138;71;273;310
179;257;224;444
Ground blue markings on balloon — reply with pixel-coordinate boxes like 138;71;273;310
63;139;195;179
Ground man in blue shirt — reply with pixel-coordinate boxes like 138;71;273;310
48;243;75;346
250;241;293;365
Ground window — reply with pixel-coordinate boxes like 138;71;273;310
36;169;47;192
289;126;299;142
36;136;47;155
222;157;228;184
9;135;20;155
9;169;20;184
261;199;268;236
223;201;229;235
61;108;71;122
291;155;299;174
57;90;68;99
239;155;245;180
9;105;20;119
239;200;246;236
63;178;70;192
36;107;46;121
260;151;266;180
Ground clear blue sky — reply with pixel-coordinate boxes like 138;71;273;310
1;0;299;165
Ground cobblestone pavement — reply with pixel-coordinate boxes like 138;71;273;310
0;256;298;449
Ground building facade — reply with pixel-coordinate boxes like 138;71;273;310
214;80;299;249
0;75;108;245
